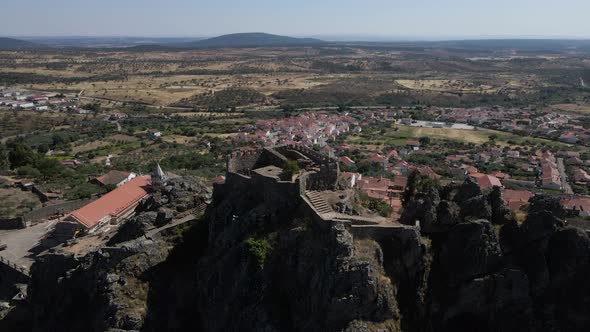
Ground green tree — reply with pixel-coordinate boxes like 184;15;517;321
244;237;272;267
8;143;37;169
419;136;431;146
0;144;9;170
402;170;418;208
283;160;300;178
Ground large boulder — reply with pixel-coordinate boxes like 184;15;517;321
439;220;503;286
460;195;492;221
489;186;511;225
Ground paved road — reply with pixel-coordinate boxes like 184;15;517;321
557;158;574;194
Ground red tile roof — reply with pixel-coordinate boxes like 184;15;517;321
94;170;133;186
502;189;533;210
66;176;151;229
470;173;502;190
338;156;356;165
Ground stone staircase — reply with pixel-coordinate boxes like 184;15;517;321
305;191;334;214
195;202;207;215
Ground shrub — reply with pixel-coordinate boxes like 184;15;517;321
283;160;300;178
244;237;272;267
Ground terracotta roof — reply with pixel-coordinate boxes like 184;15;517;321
94;170;132;186
365;153;388;164
417;166;441;180
67;176;151;229
502;189;533;210
470;173;502;190
338;156;356;165
562;196;590;213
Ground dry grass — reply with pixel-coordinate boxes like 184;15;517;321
396;79;496;93
70;140;111;153
399;126;491;144
106;134;139;142
551;104;590;113
0;188;41;218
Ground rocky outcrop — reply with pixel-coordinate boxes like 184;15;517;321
28;239;170;332
401;178;514;233
192;174;403;331
6;175;590;332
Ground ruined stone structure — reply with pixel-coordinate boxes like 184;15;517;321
224;144;411;236
227;144;339;191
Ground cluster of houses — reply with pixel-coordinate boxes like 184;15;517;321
334;134;590;219
0;87;80;112
230;112;364;151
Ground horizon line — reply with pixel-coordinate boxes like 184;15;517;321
6;33;590;43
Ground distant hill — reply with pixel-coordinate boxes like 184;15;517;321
0;37;46;50
178;33;325;48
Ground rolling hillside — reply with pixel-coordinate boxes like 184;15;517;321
179;32;325;48
0;37;46;50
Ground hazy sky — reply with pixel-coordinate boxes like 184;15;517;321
2;0;589;39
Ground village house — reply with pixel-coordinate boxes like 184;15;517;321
363;153;389;170
572;168;590;184
491;170;510;180
502;189;534;210
469;173;503;190
562;196;590;217
91;170;137;187
558;132;579;144
147;129;162;140
338;156;356;166
506;150;520;158
566;157;584;166
406;139;421;150
460;164;479;174
417;166;441;180
474;152;491;163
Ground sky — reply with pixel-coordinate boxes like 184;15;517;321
2;0;590;40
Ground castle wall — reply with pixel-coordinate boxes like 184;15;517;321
251;172;300;205
254;148;289;170
227;149;262;174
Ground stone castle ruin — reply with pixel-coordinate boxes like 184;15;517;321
227;144;339;191
223;144;413;238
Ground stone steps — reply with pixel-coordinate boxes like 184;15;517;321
305;191;333;214
195;202;207;214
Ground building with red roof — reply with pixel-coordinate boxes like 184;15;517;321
469;173;503;190
502;189;534;210
338;156;356;166
562;196;590;217
64;176;151;233
417;166;441;180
